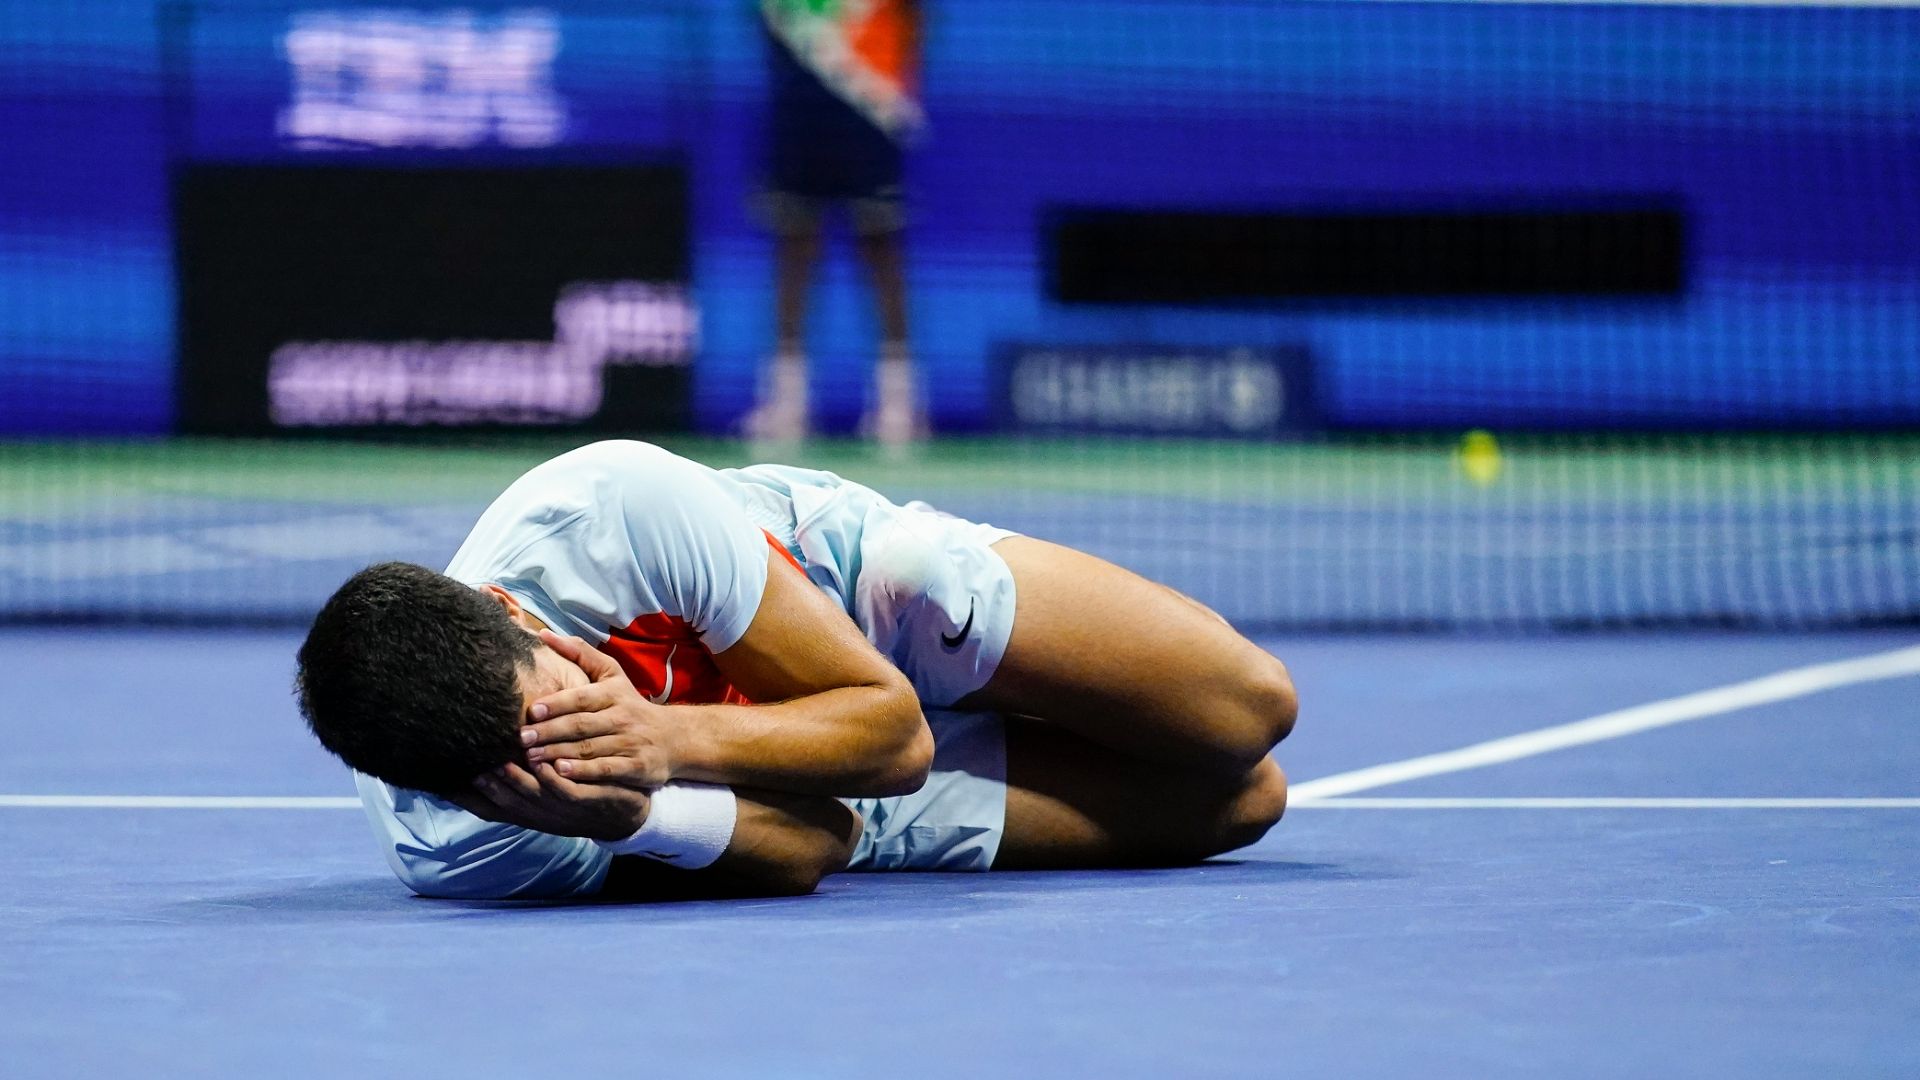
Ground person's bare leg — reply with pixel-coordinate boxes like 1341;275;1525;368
957;536;1298;778
995;717;1288;869
775;224;825;349
854;229;923;444
746;223;825;441
855;229;909;348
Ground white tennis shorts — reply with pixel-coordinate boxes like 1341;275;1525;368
729;464;1019;872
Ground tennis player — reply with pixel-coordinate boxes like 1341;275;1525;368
298;440;1296;900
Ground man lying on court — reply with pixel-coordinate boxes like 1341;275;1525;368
297;440;1297;900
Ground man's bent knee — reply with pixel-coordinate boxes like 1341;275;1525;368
1215;758;1288;854
1250;656;1299;746
1210;654;1298;770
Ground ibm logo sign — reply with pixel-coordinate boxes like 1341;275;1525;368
279;8;567;149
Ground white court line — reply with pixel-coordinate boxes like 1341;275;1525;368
0;795;361;809
1298;797;1920;809
1;795;1916;811
5;645;1918;813
1289;643;1920;803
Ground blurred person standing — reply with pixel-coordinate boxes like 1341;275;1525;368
745;0;925;446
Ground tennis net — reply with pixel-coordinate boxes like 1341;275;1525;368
2;0;1916;629
3;433;1915;629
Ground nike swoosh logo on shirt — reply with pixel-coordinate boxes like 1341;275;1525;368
645;645;676;705
942;600;976;650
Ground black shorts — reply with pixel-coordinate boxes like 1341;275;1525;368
760;32;905;234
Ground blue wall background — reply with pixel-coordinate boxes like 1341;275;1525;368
3;0;1917;436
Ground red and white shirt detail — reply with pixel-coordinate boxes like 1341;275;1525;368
598;608;759;705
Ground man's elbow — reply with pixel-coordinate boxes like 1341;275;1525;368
760;802;863;896
868;702;934;797
762;861;830;896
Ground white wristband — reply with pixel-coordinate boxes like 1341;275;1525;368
595;781;737;870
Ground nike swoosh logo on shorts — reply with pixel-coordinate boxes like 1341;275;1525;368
942;599;976;650
645;645;676;705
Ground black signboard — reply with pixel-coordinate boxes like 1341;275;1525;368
174;164;696;433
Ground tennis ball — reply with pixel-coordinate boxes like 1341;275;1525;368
1458;429;1503;487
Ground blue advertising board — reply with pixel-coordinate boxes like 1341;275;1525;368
3;3;1917;434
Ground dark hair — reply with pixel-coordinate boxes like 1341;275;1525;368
296;562;535;796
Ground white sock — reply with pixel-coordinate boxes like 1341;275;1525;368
768;348;808;406
876;352;916;413
869;351;923;445
745;349;810;440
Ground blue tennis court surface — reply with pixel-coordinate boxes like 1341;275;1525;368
4;628;1917;1078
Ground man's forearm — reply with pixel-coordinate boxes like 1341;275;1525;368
599;789;860;900
668;686;933;797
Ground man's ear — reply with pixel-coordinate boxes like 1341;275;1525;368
476;584;533;629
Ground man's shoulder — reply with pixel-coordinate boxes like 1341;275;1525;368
480;440;691;526
443;439;733;584
442;442;659;581
527;438;680;483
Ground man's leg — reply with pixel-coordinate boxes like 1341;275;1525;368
775;221;824;349
854;225;924;446
745;215;824;442
855;228;909;350
957;536;1298;779
996;717;1288;869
